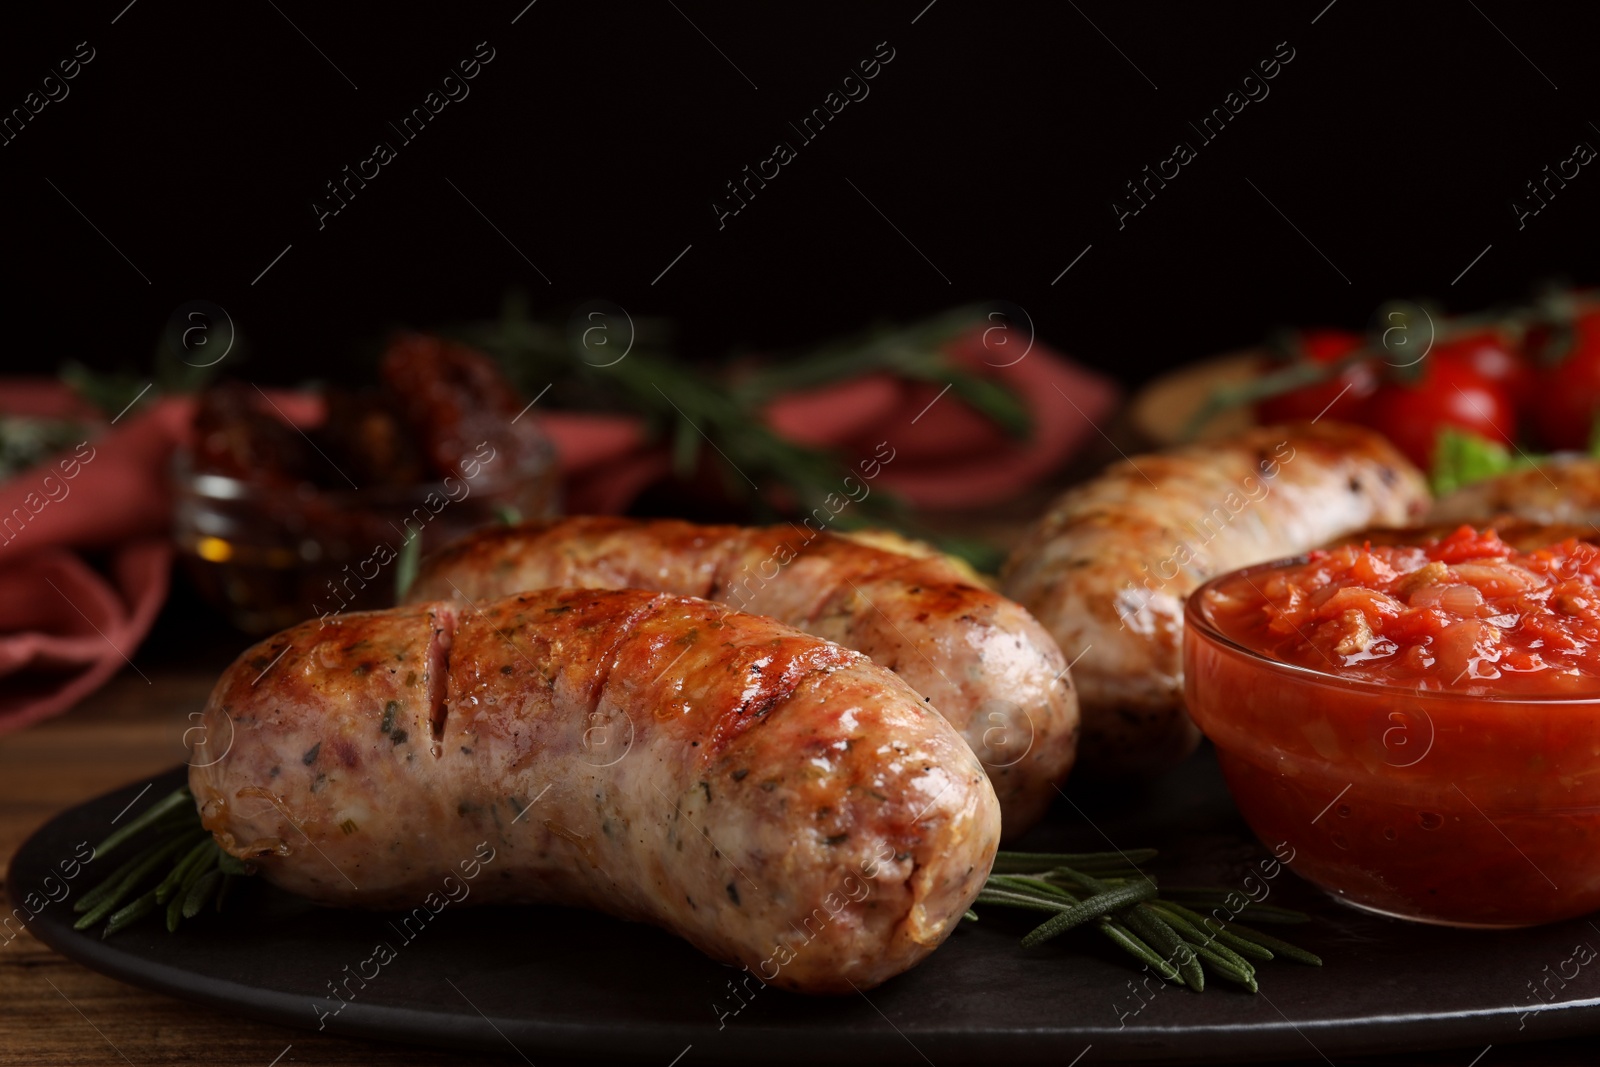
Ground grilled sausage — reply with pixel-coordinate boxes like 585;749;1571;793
405;518;1076;835
1001;422;1430;776
1430;457;1600;527
188;587;999;994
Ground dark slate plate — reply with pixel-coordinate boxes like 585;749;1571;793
12;749;1600;1065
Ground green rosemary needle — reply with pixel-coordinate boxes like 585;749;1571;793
1156;901;1323;967
73;832;204;931
1100;918;1181;981
1113;898;1206;992
974;887;1073;916
155;839;217;904
74;840;170;915
182;869;224;919
102;891;161;939
1144;904;1259;991
1018;882;1159;948
973;850;1324;993
91;788;194;858
1146;901;1275;962
74;786;248;938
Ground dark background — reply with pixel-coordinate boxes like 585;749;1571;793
2;0;1596;387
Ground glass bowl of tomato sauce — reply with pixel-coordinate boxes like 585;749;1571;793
1184;526;1600;928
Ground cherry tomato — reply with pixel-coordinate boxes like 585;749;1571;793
1255;329;1377;425
1536;309;1600;451
1429;331;1533;415
1366;359;1516;469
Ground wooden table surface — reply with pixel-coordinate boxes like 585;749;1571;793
3;594;1598;1066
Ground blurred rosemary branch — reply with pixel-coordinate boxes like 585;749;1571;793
455;295;1029;569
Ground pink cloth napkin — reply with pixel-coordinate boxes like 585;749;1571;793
0;391;188;732
556;327;1120;512
0;389;308;735
0;542;169;731
764;327;1119;508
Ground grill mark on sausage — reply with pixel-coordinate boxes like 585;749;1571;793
701;640;860;758
565;590;676;709
474;588;680;729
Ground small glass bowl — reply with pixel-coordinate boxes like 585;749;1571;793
172;445;559;634
1185;559;1600;929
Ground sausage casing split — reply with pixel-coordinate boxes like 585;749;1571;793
189;588;999;994
1001;422;1430;776
405;518;1077;835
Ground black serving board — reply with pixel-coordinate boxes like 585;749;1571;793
13;749;1600;1066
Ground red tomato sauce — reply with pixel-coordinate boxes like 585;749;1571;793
1186;526;1600;926
1204;526;1600;696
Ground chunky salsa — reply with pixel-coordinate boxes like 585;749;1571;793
1205;526;1600;696
1187;525;1600;926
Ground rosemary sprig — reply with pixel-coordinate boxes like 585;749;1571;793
457;295;1025;569
461;294;901;514
972;849;1322;993
74;787;249;938
91;788;194;857
394;531;423;601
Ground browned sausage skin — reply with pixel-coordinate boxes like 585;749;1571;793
1001;423;1430;777
405;518;1077;836
1429;457;1600;527
189;588;999;994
